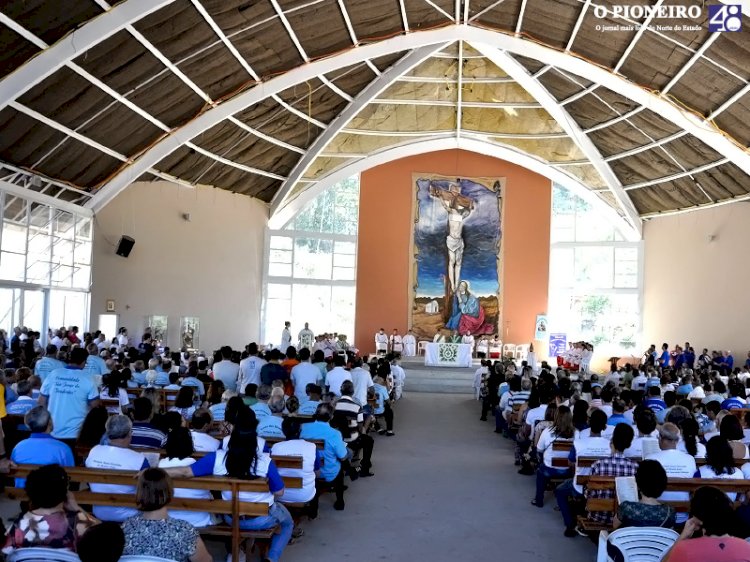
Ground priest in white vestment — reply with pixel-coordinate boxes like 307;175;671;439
375;329;389;355
280;321;292;351
462;332;475;355
402;330;417;357
298;322;314;350
389;330;403;354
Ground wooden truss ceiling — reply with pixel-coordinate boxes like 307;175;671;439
0;0;748;232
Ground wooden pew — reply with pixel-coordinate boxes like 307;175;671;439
578;475;750;532
550;440;574;469
5;464;301;561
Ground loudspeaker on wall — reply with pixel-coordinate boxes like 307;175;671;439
116;235;135;258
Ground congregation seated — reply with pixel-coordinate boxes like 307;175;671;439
130;396;167;449
170;386;198;421
6;380;36;416
585;424;638;527
189;408;221;452
121;467;212;562
175;405;294;561
157;428;213;528
613;460;675;529
77;521;125;562
532;405;574;508
271;418;320;506
664;486;750;562
301;403;349;510
2;325;402;561
298;384;322;415
258;396;286;438
335;380;375;478
85;415;149;522
2;464;99;555
10;405;74;487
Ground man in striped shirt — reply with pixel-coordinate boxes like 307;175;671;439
508;378;532;408
334;380;374;477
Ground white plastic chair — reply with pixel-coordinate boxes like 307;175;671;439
596;527;679;562
118;554;181;562
418;341;428;355
502;343;515;357
515;344;530;361
7;548;81;562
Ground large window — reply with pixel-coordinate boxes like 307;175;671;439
548;185;642;355
0;187;92;339
262;177;359;346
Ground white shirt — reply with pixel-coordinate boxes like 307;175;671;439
212;359;240;392
537;428;573;468
391;364;406;386
625;435;659;458
99;388;130;414
116;334;128;347
237;356;266;393
351;367;374;406
462;335;474;346
158;457;213;527
573;436;612;494
473;367;487;389
213;448;275;505
646;448;697;523
281;328;292;349
50;336;64;349
375;333;388;348
271;439;317;503
191;430;220;452
326;367;352;397
524;405;547;432
86;445;146;522
677;440;707;458
576;426;614;440
291;361;322;401
631;374;648;390
699;465;744;501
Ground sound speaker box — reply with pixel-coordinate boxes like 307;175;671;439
116;235;135;258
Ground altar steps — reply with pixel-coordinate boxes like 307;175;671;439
401;360;477;394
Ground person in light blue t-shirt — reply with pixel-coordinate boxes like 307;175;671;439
83;343;110;379
34;345;66;382
257;396;285;439
298;384;322;416
39;348;100;441
300;403;348;510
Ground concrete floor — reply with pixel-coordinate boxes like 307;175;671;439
278;392;594;562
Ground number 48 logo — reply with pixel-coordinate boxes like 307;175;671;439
708;4;743;32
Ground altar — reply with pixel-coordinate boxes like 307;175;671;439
424;343;473;368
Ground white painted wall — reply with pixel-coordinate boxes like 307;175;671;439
90;181;267;352
643;203;750;355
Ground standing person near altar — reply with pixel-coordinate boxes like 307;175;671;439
402;330;416;357
389;330;403;355
390;356;406;401
462;331;475;352
297;323;314;350
448;331;461;344
280;322;292;351
375;329;388;356
433;332;446;343
526;342;537;373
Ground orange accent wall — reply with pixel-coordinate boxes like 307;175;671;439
355;149;551;354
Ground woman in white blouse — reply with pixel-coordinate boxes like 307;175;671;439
532;405;575;507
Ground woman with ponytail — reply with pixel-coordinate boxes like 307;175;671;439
678;418;706;458
176;404;293;562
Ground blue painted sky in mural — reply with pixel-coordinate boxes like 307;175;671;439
414;177;501;298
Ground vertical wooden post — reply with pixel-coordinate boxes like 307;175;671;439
231;482;240;562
